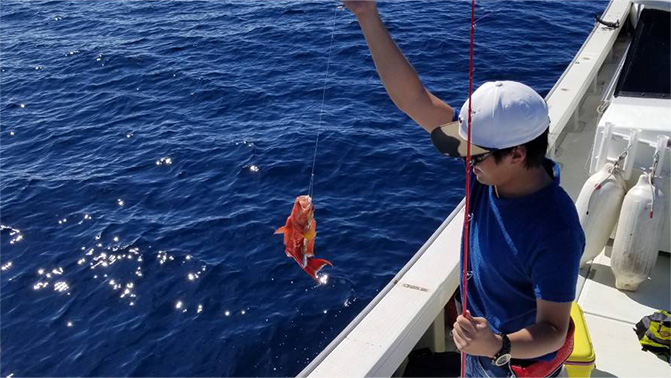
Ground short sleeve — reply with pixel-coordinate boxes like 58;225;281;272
452;108;460;122
530;230;584;302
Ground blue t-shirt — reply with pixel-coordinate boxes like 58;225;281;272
460;159;585;361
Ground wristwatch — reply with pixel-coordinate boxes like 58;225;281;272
492;333;512;366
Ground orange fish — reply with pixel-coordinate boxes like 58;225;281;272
275;195;332;281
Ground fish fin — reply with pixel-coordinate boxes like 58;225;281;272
306;240;315;257
274;226;286;235
303;229;316;240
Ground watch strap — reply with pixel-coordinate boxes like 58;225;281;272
494;333;511;359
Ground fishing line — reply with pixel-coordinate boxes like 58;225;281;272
472;0;506;26
308;2;340;199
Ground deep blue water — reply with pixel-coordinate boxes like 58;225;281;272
1;1;607;376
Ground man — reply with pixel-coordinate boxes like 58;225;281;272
342;1;585;377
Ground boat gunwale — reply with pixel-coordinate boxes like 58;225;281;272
547;0;631;154
545;0;621;103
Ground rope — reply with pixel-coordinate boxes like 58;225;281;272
461;0;476;377
308;2;339;199
649;151;660;218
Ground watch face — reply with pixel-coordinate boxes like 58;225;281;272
494;353;512;367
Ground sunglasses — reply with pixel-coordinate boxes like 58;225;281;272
468;151;494;166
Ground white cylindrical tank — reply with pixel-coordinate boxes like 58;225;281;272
611;173;666;291
575;163;627;266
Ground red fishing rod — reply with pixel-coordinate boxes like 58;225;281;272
460;0;476;377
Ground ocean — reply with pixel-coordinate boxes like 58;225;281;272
1;1;607;376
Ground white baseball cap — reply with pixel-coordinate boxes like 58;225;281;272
431;81;550;157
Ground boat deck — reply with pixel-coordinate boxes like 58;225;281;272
577;251;670;377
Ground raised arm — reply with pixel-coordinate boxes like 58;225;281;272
343;1;455;133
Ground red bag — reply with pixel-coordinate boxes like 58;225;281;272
510;319;575;378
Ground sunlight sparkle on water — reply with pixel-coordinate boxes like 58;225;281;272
10;234;23;244
120;282;136;300
54;281;69;292
249;165;259;172
156;157;172;166
318;274;329;285
175;301;183;310
157;250;173;264
2;226;24;244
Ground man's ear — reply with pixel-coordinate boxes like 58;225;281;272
509;146;527;166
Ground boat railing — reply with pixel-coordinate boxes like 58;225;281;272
597;43;631;116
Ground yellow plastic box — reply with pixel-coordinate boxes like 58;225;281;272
566;302;596;378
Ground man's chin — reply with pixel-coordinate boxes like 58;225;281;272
474;174;491;186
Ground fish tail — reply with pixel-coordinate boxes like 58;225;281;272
304;258;332;280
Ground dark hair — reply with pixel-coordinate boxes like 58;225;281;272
492;128;549;169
